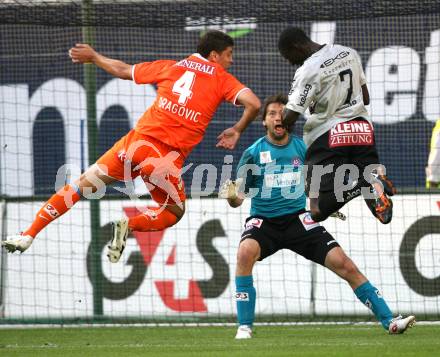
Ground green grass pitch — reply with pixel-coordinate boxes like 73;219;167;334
0;324;438;357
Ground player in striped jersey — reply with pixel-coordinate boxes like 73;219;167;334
278;27;396;225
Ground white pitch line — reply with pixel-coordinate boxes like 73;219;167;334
0;320;439;329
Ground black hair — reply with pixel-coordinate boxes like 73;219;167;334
261;94;288;121
278;27;310;58
197;30;234;58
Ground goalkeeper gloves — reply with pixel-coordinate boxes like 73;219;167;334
219;178;244;200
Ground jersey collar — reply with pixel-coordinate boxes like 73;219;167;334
264;135;293;147
191;53;209;62
310;44;328;58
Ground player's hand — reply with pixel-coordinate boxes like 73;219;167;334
68;43;97;64
219;178;243;199
216;127;241;150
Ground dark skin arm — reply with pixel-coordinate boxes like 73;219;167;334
282;83;370;129
282;81;370;129
282;107;301;130
362;84;370;105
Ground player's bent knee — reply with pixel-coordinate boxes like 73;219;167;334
326;248;361;281
236;249;255;266
237;239;260;267
341;258;360;280
75;166;115;195
76;177;99;194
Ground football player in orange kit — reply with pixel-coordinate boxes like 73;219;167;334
3;30;261;262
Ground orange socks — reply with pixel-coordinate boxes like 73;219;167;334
128;207;178;232
23;184;81;238
22;185;178;237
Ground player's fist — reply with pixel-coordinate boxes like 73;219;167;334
68;43;96;64
219;178;243;199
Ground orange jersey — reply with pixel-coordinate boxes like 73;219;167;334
132;53;248;156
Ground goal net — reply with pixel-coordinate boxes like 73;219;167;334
1;0;440;323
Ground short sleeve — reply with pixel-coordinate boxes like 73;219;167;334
285;66;318;114
132;60;176;84
220;72;248;105
236;148;255;193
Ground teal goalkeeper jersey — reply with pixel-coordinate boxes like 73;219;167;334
237;135;307;218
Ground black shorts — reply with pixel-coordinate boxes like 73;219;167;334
305;118;380;193
240;210;340;266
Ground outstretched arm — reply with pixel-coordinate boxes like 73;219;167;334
216;89;261;150
233;89;261;133
69;43;132;80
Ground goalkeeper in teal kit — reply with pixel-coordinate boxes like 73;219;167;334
220;94;415;339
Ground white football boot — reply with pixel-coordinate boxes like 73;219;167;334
235;325;252;339
107;219;129;263
2;234;33;253
388;315;416;334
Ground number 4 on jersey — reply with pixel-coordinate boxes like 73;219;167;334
172;70;196;105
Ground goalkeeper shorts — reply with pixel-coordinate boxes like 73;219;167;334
240;210;339;266
305;118;380;194
96;129;186;205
